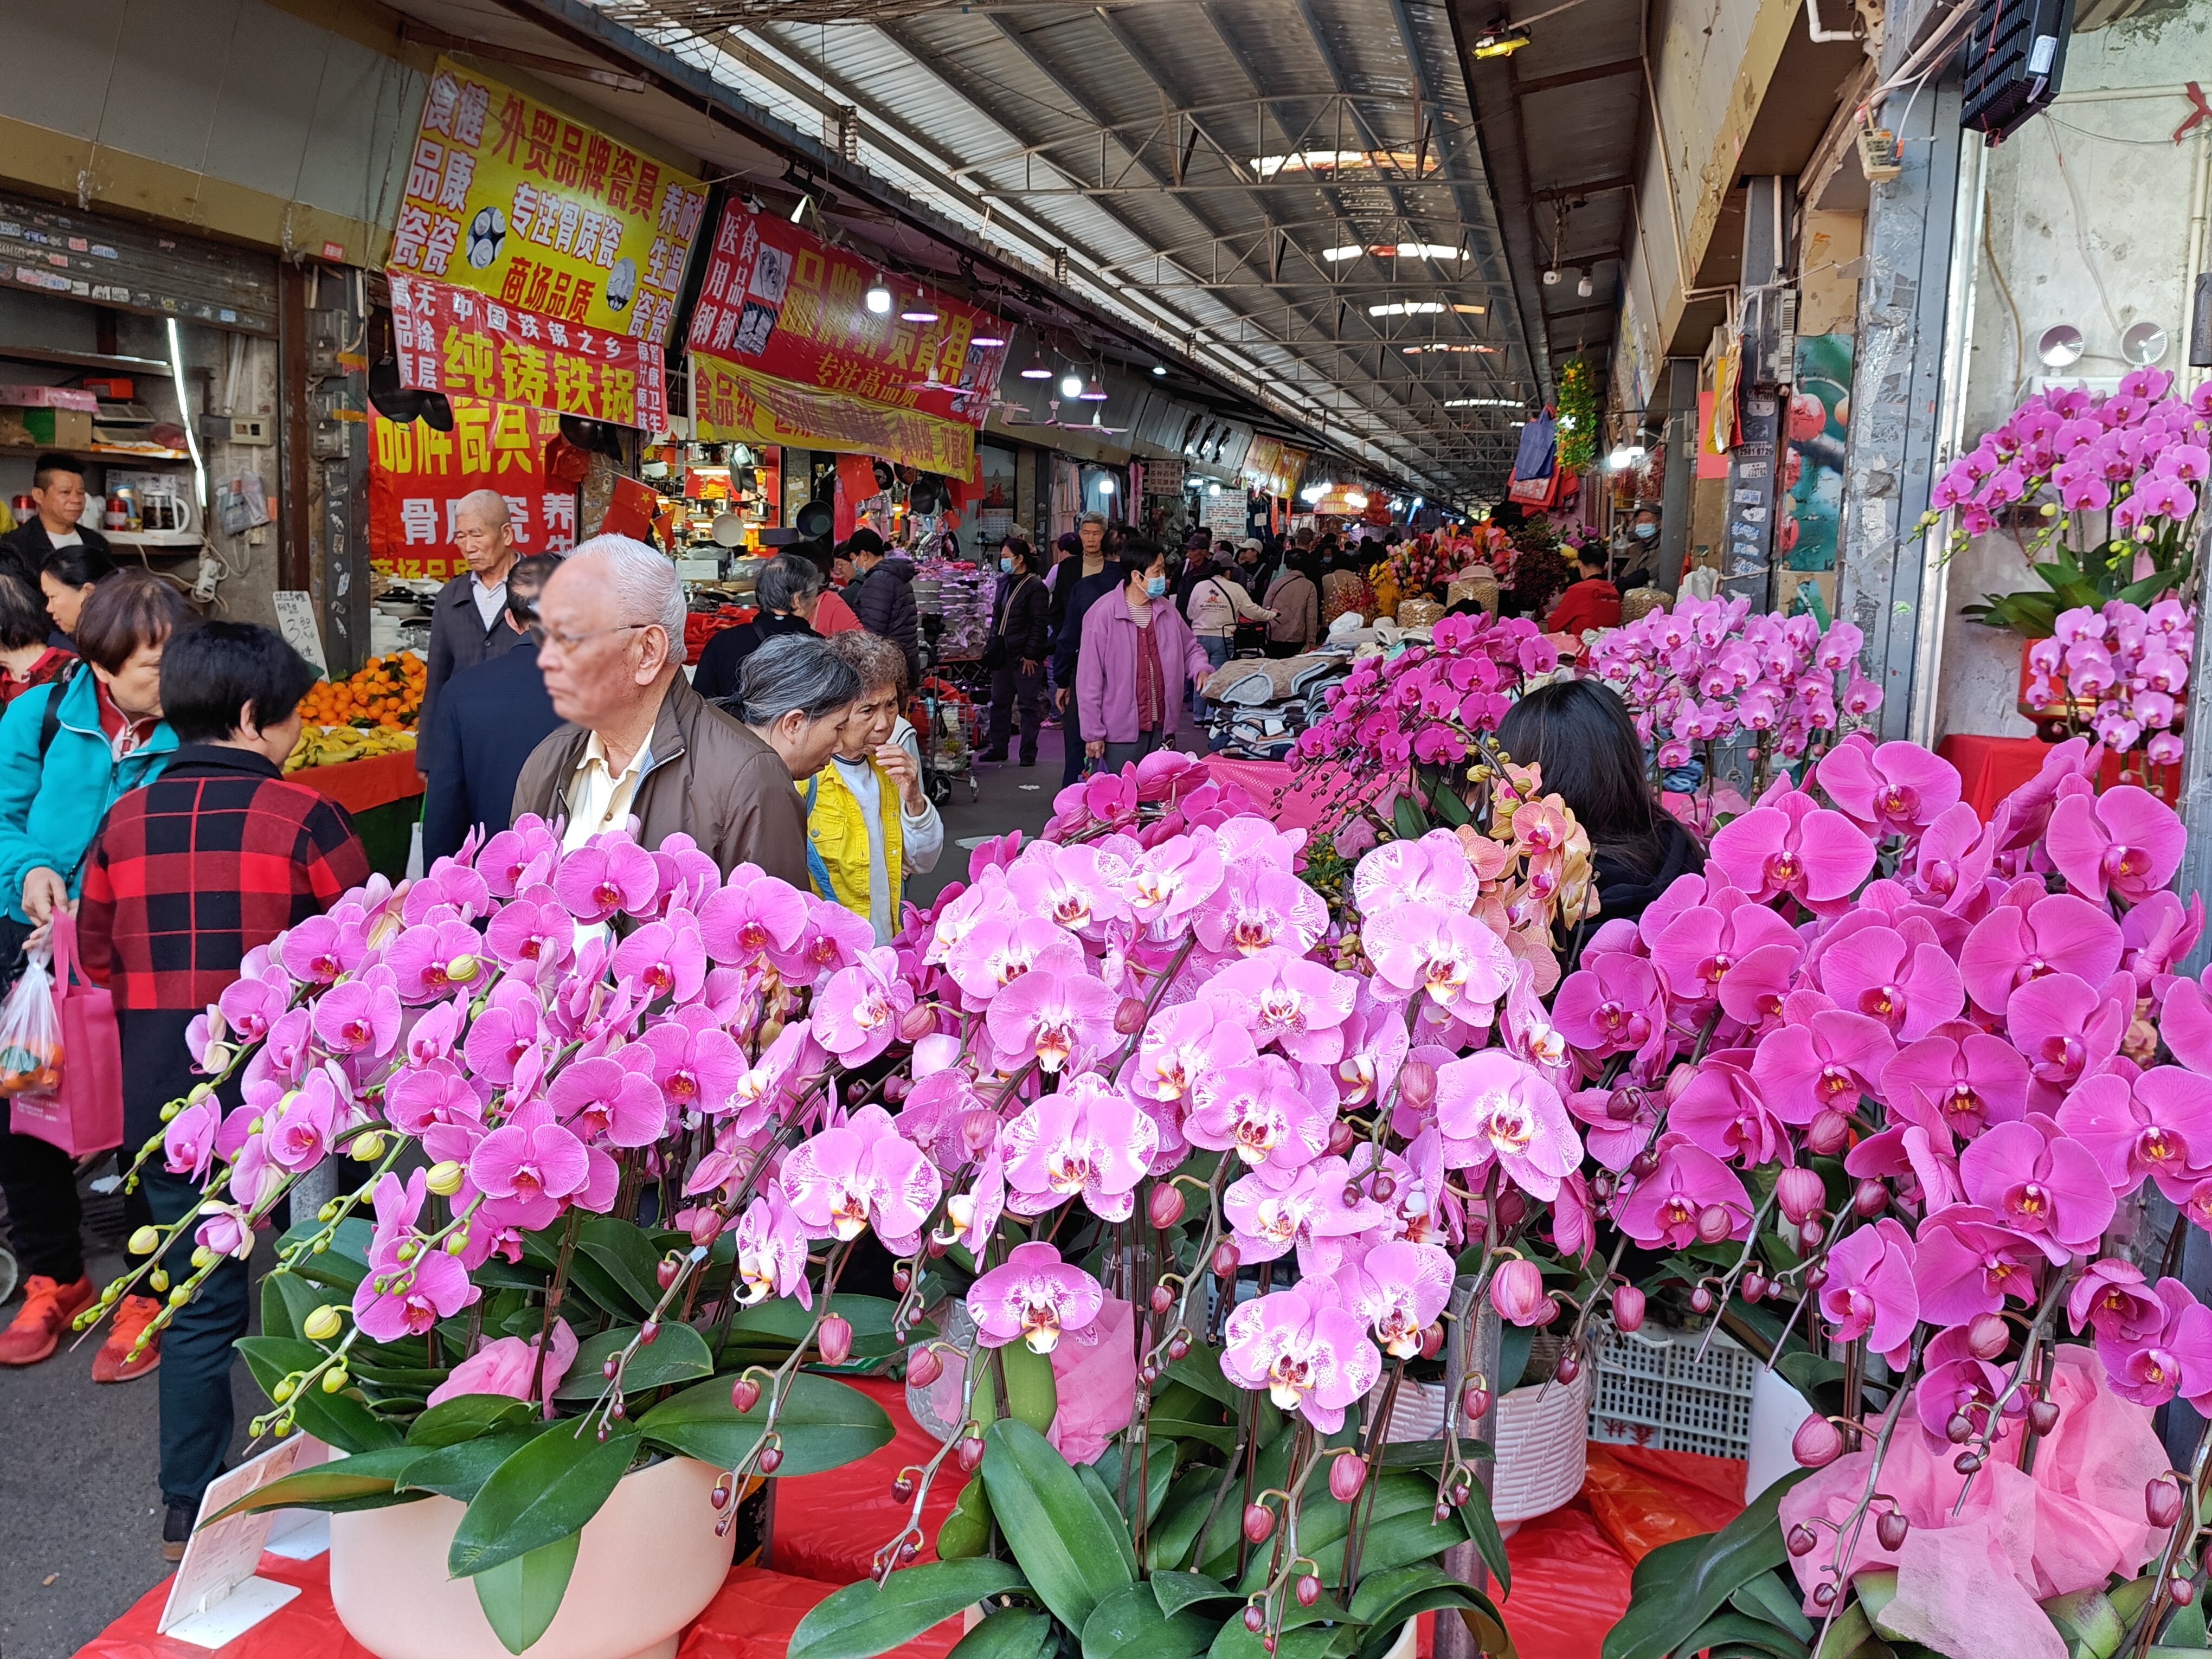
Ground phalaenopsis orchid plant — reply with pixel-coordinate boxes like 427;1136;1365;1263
1945;367;2209;639
2020;597;2195;779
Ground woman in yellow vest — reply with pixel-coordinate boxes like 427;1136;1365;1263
803;632;944;943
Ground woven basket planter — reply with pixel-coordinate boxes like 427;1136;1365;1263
1372;1367;1592;1528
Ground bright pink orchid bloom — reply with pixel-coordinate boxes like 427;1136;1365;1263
1644;896;1801;1012
163;1098;222;1181
482;885;576;979
352;1169;479;1341
1959;893;2123;1017
1222;1155;1386;1269
1432;1050;1582;1200
546;1053;668;1148
1819;1216;1919;1367
967;1240;1104;1354
1911;1204;2043;1324
1362;901;1516;1025
1184;1054;1333;1175
1551;953;1666;1057
470;1104;594;1230
1671;1056;1791;1166
986;964;1120;1075
1613;1136;1751;1248
632;1012;747;1120
2056;1066;2212;1201
1199;948;1360;1064
781;1103;943;1251
1882;1027;2030;1140
1816;737;1962;839
1192;863;1330;959
2163;977;2212;1072
612;912;708;1005
425;1319;578;1413
731;1188;814;1308
1914;1321;2032;1450
1902;802;1995;908
1006;842;1134;936
1709;790;1875;914
816;948;917;1066
1000;1073;1160;1222
1814;924;1964;1042
1958;1115;2116;1259
2069;1257;2167;1346
2047;786;2187;906
1749;1008;1896;1126
1352;831;1482;915
2097;1277;2212;1412
944;907;1085;1008
697;872;812;967
2004;973;2129;1107
1342;1239;1456;1359
1220;1284;1381;1433
385;919;491;1005
552;838;660;924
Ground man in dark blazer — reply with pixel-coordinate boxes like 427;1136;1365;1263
419;488;525;772
419;554;562;863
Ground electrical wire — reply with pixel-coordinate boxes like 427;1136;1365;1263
2042;121;2127;338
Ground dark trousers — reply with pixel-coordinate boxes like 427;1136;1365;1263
1101;729;1166;773
0;1097;84;1282
1263;640;1304;659
985;662;1045;764
123;1007;250;1509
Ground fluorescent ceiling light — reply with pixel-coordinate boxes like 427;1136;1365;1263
1452;304;1485;315
1443;397;1523;408
1322;246;1364;262
1400;344;1495;355
865;278;892;315
1248;149;1438;179
1369;301;1446;317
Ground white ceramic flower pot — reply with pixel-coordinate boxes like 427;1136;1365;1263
1369;1368;1592;1534
1744;1365;1816;1504
329;1453;731;1659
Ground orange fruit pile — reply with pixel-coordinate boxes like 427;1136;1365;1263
297;652;427;730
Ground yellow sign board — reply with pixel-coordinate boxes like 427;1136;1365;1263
692;355;979;479
389;57;708;346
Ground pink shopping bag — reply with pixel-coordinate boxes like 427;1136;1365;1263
7;910;123;1156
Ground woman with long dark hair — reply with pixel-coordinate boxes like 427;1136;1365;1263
1495;678;1702;927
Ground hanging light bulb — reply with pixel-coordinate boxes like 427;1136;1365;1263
1059;372;1085;399
1577;270;1594;298
971;328;1007;347
1020;356;1052;380
1079;375;1109;401
900;289;940;323
1097;475;1116;495
1542;266;1561;286
865;276;893;315
1152;364;1168;376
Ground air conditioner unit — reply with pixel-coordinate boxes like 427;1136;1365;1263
1962;0;2074;143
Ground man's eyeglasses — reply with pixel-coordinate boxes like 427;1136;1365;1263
527;620;654;652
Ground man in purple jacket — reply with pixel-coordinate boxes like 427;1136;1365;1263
1075;538;1216;771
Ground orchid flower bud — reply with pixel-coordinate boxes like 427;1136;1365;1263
906;1346;943;1388
1148;1184;1187;1229
1966;1313;2008;1360
1113;996;1149;1036
1611;1285;1645;1333
818;1314;854;1367
1774;1166;1825;1226
1397;1059;1437;1112
1793;1416;1844;1469
899;1001;937;1043
1329;1454;1368;1503
1806;1109;1852;1156
1489;1258;1548;1326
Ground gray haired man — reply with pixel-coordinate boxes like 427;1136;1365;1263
421;488;524;770
510;535;814;886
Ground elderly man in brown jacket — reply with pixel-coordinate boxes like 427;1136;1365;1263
510;535;816;888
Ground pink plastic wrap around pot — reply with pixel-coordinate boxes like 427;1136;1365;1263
329;1454;731;1659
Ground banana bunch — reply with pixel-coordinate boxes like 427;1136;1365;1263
284;724;419;774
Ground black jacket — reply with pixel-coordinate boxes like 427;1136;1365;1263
419;638;562;865
1051;565;1125;690
1590;815;1706;928
422;570;526;764
989;572;1050;664
849;557;920;685
693;611;816;704
0;519;110;598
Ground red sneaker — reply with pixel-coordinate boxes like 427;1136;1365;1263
92;1293;163;1382
0;1274;95;1365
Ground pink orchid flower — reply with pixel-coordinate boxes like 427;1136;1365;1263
352;1170;478;1340
2004;973;2128;1107
816;948;917;1066
1644;897;1801;1012
276;912;369;985
1614;1136;1751;1248
967;1240;1103;1354
633;1012;747;1120
2047;786;2187;906
1199;948;1360;1064
1006;843;1134;935
1551;952;1668;1059
477;819;561;897
1352;831;1482;915
1222;1155;1388;1270
1192;863;1330;959
1816;738;1963;838
1814;925;1964;1043
1819;1216;1919;1367
1432;1050;1581;1200
1342;1239;1456;1359
2163;977;2212;1071
267;1071;345;1172
482;884;576;979
552;838;660;924
1910;1204;2043;1324
1362;901;1516;1025
1221;1284;1381;1433
1748;1008;1895;1126
1671;1056;1791;1166
612;912;708;1005
731;1188;813;1308
385;919;491;1005
1128;1002;1257;1104
1914;1321;2032;1450
2097;1277;2212;1411
2068;1258;2166;1345
2119;893;2203;991
2056;1066;2212;1201
986;964;1120;1075
470;1104;593;1230
999;1073;1160;1222
193;1202;258;1262
781;1103;943;1251
546;1054;667;1148
944;908;1086;1008
698;872;812;968
215;970;291;1048
1709;790;1875;913
1184;1054;1333;1175
307;978;403;1060
1958;1116;2115;1259
1959;893;2123;1017
163;1098;222;1181
1882;1027;2030;1140
425;1319;579;1413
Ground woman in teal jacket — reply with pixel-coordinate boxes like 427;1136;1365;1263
0;570;191;1381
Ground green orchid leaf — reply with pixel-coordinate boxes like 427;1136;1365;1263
1602;1472;1809;1659
790;1559;1029;1659
202;1444;427;1522
401;1425;550;1503
407;1393;537;1448
946;1607;1058;1659
235;1335;404;1453
553;1323;714;1401
638;1371;892;1475
1082;1581;1220;1659
446;1422;641;1578
980;1418;1135;1633
473;1530;581;1657
1153;1571;1238;1621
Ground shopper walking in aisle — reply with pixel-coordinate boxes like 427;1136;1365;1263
39;542;116;644
806;632;942;944
420;489;525;769
419;554;562;864
845;528;921;689
1077;538;1216;772
1544;544;1623;636
693;552;823;703
1262;552;1321;658
77;621;368;1557
0;570;191;1378
0;453;112;598
980;537;1049;767
512;536;811;887
0;575;75;706
1049;512;1122;786
1184;551;1275;722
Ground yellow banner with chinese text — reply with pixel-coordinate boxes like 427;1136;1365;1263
692;356;978;479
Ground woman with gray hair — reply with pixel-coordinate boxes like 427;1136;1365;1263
695;552;823;702
803;631;942;942
737;633;861;783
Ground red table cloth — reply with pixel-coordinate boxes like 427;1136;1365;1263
1938;732;2180;821
293;750;426;817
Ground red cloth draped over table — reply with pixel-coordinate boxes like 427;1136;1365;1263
1939;734;2181;820
291;751;427;818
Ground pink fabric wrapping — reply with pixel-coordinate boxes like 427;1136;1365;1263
1778;1344;2166;1659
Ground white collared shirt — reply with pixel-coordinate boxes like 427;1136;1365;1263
471;573;508;631
562;731;652;852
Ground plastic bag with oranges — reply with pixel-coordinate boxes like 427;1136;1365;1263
0;951;63;1097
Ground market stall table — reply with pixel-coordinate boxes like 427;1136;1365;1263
1937;732;2180;821
291;750;423;878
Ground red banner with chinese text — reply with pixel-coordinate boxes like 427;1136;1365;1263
390;272;667;432
368;397;577;580
692;355;977;478
686;202;1009;429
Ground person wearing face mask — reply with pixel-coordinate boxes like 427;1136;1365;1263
1545;544;1623;637
1617;506;1661;587
805;632;943;944
1076;539;1216;771
981;538;1049;767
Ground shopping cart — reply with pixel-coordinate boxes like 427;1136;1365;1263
914;676;981;805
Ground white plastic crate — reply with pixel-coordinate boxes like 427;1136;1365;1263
1588;1323;1758;1460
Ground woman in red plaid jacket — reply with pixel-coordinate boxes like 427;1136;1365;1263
78;621;368;1558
